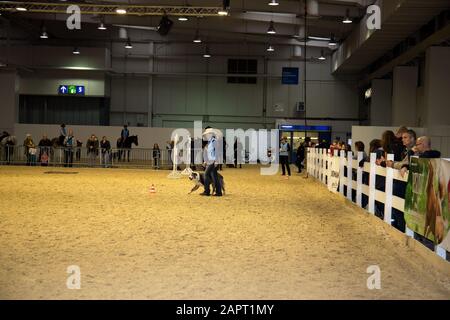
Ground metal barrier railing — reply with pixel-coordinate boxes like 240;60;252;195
0;145;185;169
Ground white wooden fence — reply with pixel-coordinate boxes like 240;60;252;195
306;148;448;261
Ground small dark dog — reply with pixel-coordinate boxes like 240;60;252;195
188;171;225;195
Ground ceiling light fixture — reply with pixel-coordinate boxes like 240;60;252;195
203;46;211;58
267;20;276;34
329;34;337;47
116;8;127;15
342;9;352;24
193;30;202;43
218;0;230;15
98;22;107;30
40;25;48;39
73;47;80;55
267;45;275;52
16;6;27;12
318;50;326;60
308;36;330;41
268;0;279;6
125;38;133;49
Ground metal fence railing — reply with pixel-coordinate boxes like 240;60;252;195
0;145;182;169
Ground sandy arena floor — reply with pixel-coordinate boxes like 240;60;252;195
0;165;449;300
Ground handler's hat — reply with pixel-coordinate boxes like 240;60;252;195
202;128;222;138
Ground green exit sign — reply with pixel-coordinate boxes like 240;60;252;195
68;85;77;94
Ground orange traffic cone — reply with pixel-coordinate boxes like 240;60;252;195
149;184;156;194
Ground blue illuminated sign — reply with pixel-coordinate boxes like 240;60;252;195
58;85;85;95
279;125;331;132
282;67;299;85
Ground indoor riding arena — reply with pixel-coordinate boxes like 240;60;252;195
1;0;450;302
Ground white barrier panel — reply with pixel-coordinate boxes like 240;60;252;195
339;150;345;196
347;151;353;201
384;154;394;225
368;152;376;215
326;149;332;188
322;149;327;184
315;149;320;179
356;151;363;207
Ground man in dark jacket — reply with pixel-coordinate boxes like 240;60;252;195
100;136;111;168
414;136;441;158
38;134;52;163
86;134;99;167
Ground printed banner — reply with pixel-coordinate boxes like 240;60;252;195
404;158;450;251
328;153;340;194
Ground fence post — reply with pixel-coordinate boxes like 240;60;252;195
313;148;316;177
356;151;363;207
384;153;394;225
317;148;321;180
405;227;414;238
435;245;446;260
308;148;312;176
368;152;376;214
320;149;327;183
339;150;345;196
319;149;323;182
326;149;331;186
315;148;319;178
347;151;353;201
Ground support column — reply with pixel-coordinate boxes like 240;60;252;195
392;66;418;127
370;79;392;126
424;47;450;131
0;70;18;134
147;42;154;127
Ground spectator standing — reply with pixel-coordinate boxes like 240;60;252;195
296;140;306;173
353;141;368;167
86;134;99;167
413;136;441;159
153;143;161;169
378;130;404;166
166;140;173;166
100;136;111;168
23;134;36;166
59;124;67;146
38;134;52;163
63;129;75;167
76;139;83;161
279;136;291;178
386;130;416;175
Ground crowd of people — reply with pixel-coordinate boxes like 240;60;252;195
1;124;134;168
304;126;442;249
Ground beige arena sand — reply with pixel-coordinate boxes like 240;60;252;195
0;165;449;300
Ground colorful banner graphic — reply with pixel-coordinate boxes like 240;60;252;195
327;154;340;194
404;158;450;251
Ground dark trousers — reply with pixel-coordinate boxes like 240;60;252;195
64;149;73;167
204;163;222;195
280;155;291;176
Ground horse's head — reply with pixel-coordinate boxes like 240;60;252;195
5;136;17;146
132;135;139;146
